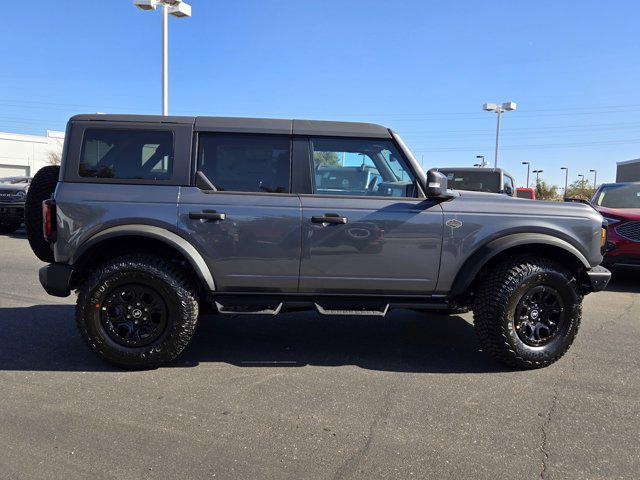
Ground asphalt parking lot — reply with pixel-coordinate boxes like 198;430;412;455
1;230;639;480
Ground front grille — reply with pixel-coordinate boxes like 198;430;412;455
615;221;640;242
0;190;25;203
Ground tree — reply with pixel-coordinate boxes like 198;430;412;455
565;178;595;200
535;179;560;201
313;151;340;167
46;151;61;166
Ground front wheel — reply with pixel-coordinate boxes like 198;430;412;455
76;255;199;369
473;257;582;369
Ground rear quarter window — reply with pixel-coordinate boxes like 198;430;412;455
79;129;173;180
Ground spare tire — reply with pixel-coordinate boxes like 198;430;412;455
25;165;60;262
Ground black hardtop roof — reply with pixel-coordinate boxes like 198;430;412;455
70;114;391;138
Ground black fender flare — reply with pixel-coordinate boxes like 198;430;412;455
71;224;216;291
449;233;591;298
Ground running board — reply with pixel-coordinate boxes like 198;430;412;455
314;303;390;317
215;301;283;315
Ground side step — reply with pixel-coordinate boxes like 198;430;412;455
314;303;389;317
215;301;283;315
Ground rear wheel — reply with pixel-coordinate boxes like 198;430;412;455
0;219;22;234
473;257;582;369
76;255;199;369
25;165;60;262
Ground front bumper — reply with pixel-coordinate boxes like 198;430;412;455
584;265;611;292
0;203;24;221
39;263;73;297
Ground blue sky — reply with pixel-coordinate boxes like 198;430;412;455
1;0;639;187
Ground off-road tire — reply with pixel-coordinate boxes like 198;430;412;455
25;165;60;262
473;257;582;369
0;219;22;234
76;255;199;369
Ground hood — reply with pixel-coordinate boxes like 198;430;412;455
0;183;29;192
454;190;601;219
596;206;640;221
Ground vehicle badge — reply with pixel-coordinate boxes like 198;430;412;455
446;219;463;229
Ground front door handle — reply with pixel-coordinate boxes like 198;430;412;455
311;213;348;225
189;211;226;221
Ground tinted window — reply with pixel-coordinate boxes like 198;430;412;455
199;134;290;193
595;184;640;208
440;170;501;193
310;138;415;197
80;129;173;180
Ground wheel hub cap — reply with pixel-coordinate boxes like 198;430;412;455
100;284;168;348
514;285;565;347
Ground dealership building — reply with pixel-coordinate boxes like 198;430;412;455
0;130;65;179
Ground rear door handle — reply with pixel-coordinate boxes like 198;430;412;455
311;213;348;225
189;211;226;221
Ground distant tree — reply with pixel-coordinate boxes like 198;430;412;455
535;179;560;201
565;179;595;200
47;151;61;166
313;151;340;167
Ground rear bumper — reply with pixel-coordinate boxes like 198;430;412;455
584;265;612;292
39;263;73;297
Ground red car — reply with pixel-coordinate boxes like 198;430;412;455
592;182;640;268
516;187;535;200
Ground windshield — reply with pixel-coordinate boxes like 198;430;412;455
595;184;640;208
439;170;501;193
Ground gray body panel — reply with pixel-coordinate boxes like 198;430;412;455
178;188;302;293
298;196;443;294
435;191;604;293
53;182;180;264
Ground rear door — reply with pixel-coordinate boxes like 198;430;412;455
297;137;443;295
178;132;301;293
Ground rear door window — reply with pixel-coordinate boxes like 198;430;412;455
80;129;173;180
198;133;291;193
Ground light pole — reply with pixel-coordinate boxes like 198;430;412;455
533;169;543;193
561;167;569;198
483;101;517;168
134;0;192;116
475;155;487;168
522;161;530;188
578;174;585;184
590;169;597;189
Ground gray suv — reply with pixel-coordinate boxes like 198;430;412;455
28;114;610;370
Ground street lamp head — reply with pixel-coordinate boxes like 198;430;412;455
561;167;567;170
501;101;517;111
522;161;529;165
134;0;157;10
589;169;596;173
169;2;191;17
483;103;498;112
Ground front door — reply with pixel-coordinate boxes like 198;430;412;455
298;137;443;295
178;132;301;293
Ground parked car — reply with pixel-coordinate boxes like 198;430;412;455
27;114;610;370
436;167;516;196
516;187;536;200
0;176;30;234
591;182;640;269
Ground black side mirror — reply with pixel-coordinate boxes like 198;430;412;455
424;169;454;200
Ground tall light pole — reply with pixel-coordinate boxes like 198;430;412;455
590;169;597;189
533;169;543;190
483;101;517;168
561;167;569;198
522;161;530;188
134;0;192;116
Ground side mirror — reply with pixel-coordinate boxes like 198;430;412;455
424;169;454;200
504;185;514;196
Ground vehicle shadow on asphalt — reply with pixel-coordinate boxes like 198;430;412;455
0;304;509;373
605;269;640;293
179;310;510;374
